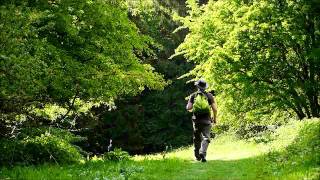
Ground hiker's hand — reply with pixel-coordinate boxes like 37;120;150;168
212;117;217;124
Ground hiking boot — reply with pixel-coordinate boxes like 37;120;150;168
199;154;206;162
195;156;201;161
194;150;201;161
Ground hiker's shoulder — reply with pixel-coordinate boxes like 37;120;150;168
188;92;195;100
190;92;199;97
189;92;199;101
206;91;215;102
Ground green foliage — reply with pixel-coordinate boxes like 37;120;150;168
0;0;166;123
193;93;210;115
23;134;83;165
85;77;194;154
0;139;25;166
0;160;145;180
262;118;320;179
127;0;186;47
175;0;320;123
103;148;131;162
20;127;86;144
211;124;229;135
73;0;193;154
0;127;85;166
119;165;144;180
1;119;319;179
247;128;275;143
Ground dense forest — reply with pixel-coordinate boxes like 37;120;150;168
0;0;319;179
0;0;194;156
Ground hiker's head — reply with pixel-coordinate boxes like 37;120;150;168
195;79;208;91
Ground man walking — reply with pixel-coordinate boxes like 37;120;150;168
186;79;217;162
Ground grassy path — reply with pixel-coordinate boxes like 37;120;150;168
1;119;319;180
133;135;268;180
1;135;269;180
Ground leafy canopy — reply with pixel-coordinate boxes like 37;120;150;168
175;0;320;122
0;0;166;120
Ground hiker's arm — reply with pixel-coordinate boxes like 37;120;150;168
186;96;193;112
211;96;218;123
186;101;193;111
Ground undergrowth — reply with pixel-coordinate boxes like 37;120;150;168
0;119;319;180
0;127;85;166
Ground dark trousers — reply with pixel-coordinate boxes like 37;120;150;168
193;123;212;158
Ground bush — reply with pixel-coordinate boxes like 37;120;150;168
23;134;84;165
103;148;131;162
263;118;320;179
248;129;275;143
0;127;85;166
212;124;230;135
0;139;25;166
235;124;279;140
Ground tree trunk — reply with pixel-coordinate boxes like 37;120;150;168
293;103;306;120
307;91;320;118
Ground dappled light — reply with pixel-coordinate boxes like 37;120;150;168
0;0;319;179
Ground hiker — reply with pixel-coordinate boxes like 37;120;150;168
186;79;217;162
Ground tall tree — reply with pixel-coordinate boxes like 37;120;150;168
75;0;194;154
175;0;320;120
0;0;166;124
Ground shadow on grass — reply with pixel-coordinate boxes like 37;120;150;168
2;120;319;180
0;156;265;180
0;151;316;180
131;155;267;180
132;149;318;180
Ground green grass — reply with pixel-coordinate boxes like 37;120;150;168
1;119;319;180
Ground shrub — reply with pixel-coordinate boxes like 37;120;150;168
0;127;85;166
119;165;144;180
263;118;320;178
19;127;85;143
103;148;131;162
22;134;84;165
0;139;25;166
212;124;230;136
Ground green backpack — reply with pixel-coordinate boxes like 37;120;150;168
193;92;211;115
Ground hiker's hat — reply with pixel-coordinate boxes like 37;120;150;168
195;79;208;90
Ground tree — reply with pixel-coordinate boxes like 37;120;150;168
0;0;166;124
74;0;195;154
175;0;320;121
